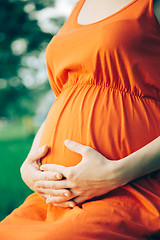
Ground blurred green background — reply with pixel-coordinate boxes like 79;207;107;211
0;0;75;221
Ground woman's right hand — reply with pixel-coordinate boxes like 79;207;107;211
20;145;68;200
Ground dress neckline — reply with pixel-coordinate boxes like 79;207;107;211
74;0;139;27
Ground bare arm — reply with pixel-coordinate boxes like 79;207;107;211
29;120;46;152
36;136;160;207
20;120;70;199
20;119;48;191
117;136;160;183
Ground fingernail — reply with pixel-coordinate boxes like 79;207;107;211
69;203;74;208
64;192;69;197
65;140;71;145
56;173;62;179
41;145;46;152
46;198;52;204
40;166;45;170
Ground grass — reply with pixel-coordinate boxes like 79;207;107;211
0;121;38;221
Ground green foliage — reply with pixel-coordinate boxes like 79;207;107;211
0;0;60;119
0;0;67;221
0;125;35;221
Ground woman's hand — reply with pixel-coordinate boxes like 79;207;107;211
36;140;128;208
20;145;71;200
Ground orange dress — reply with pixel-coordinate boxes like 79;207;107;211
1;0;160;239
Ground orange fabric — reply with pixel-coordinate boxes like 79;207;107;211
1;0;160;239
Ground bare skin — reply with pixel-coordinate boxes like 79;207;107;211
20;0;160;208
20;122;71;201
77;0;160;25
20;145;71;200
37;137;160;208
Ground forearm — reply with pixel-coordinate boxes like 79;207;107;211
118;136;160;183
20;120;46;187
30;120;46;152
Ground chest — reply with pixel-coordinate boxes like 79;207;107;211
77;0;137;24
77;0;160;25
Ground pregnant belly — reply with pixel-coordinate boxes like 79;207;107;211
39;84;160;167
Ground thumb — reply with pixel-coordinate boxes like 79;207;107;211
28;145;49;164
64;140;88;156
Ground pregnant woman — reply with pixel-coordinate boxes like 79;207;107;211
1;0;160;239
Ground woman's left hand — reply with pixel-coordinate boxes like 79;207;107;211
35;140;128;208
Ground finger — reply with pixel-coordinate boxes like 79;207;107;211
72;196;87;205
36;192;50;200
46;195;71;204
40;164;70;177
35;179;72;189
28;145;49;164
35;188;72;198
64;139;90;156
52;201;76;208
34;171;63;181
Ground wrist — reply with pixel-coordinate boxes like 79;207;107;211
113;159;131;187
117;137;160;183
103;159;130;190
103;136;160;190
115;157;135;185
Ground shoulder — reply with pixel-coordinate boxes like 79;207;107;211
153;0;160;24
